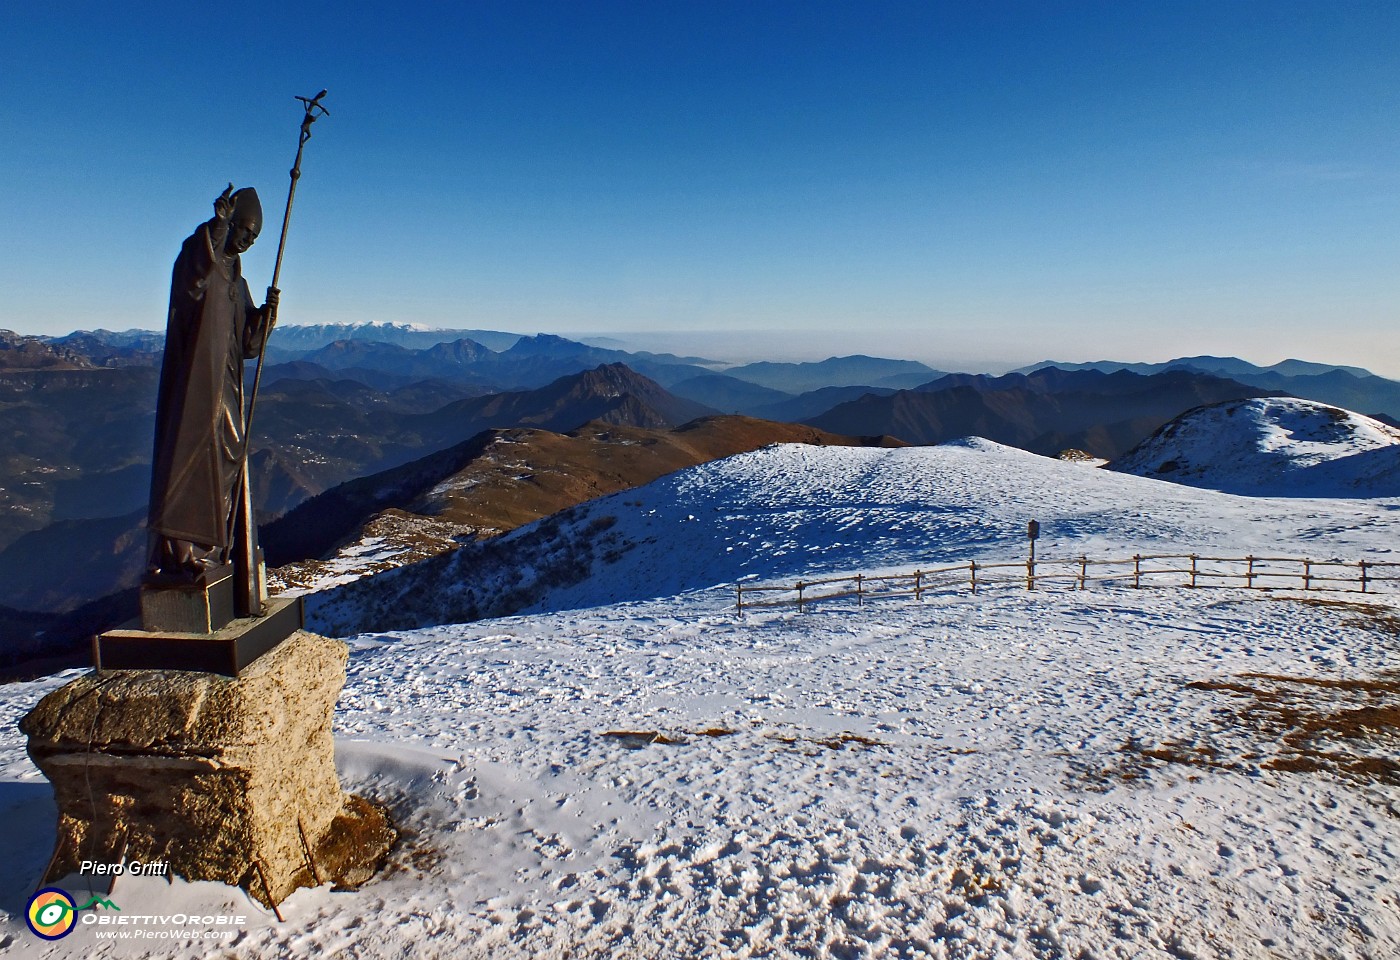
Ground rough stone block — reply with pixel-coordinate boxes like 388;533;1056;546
20;630;394;906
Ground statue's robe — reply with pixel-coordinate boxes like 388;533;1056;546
148;219;268;552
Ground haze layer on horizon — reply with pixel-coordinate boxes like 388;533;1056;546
2;1;1398;378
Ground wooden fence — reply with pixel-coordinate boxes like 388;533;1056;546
734;553;1400;613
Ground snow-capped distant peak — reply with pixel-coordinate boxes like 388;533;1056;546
281;320;437;332
1110;396;1400;496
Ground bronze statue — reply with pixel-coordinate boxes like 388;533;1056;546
147;185;279;579
146;92;327;623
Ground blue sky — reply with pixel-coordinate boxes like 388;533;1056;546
3;1;1398;374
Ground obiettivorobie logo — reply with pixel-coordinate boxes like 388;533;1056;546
26;888;120;940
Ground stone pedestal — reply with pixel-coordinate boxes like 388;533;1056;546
20;631;395;907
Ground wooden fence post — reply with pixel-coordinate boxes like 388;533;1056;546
914;570;922;601
1133;555;1141;589
796;582;805;613
1078;556;1087;590
1246;556;1255;589
736;583;743;614
969;560;978;595
1189;554;1198;589
1303;559;1311;591
856;573;864;606
1360;560;1370;594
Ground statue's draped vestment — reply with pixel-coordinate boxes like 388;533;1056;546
148;220;267;551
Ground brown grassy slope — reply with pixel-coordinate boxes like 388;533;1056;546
414;416;903;532
269;416;902;592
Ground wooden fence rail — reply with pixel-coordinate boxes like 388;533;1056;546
734;554;1400;614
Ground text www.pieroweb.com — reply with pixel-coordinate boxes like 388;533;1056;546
92;928;238;941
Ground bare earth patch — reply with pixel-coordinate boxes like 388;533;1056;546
1116;599;1400;791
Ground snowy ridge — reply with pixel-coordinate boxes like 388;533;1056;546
1110;397;1400;496
306;438;1398;636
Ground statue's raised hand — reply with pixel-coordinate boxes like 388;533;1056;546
213;183;235;222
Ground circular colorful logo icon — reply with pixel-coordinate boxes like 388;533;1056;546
26;888;77;940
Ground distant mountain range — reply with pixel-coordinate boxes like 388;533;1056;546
806;367;1280;459
1014;355;1374;378
268;332;719;390
1016;356;1400;421
23;325;1400;419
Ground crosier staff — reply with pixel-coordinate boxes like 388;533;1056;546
251;89;329;449
231;90;330;617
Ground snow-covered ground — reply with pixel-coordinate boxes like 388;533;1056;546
1;439;1398;958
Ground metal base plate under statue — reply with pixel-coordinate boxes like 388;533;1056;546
97;597;304;677
97;554;303;677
